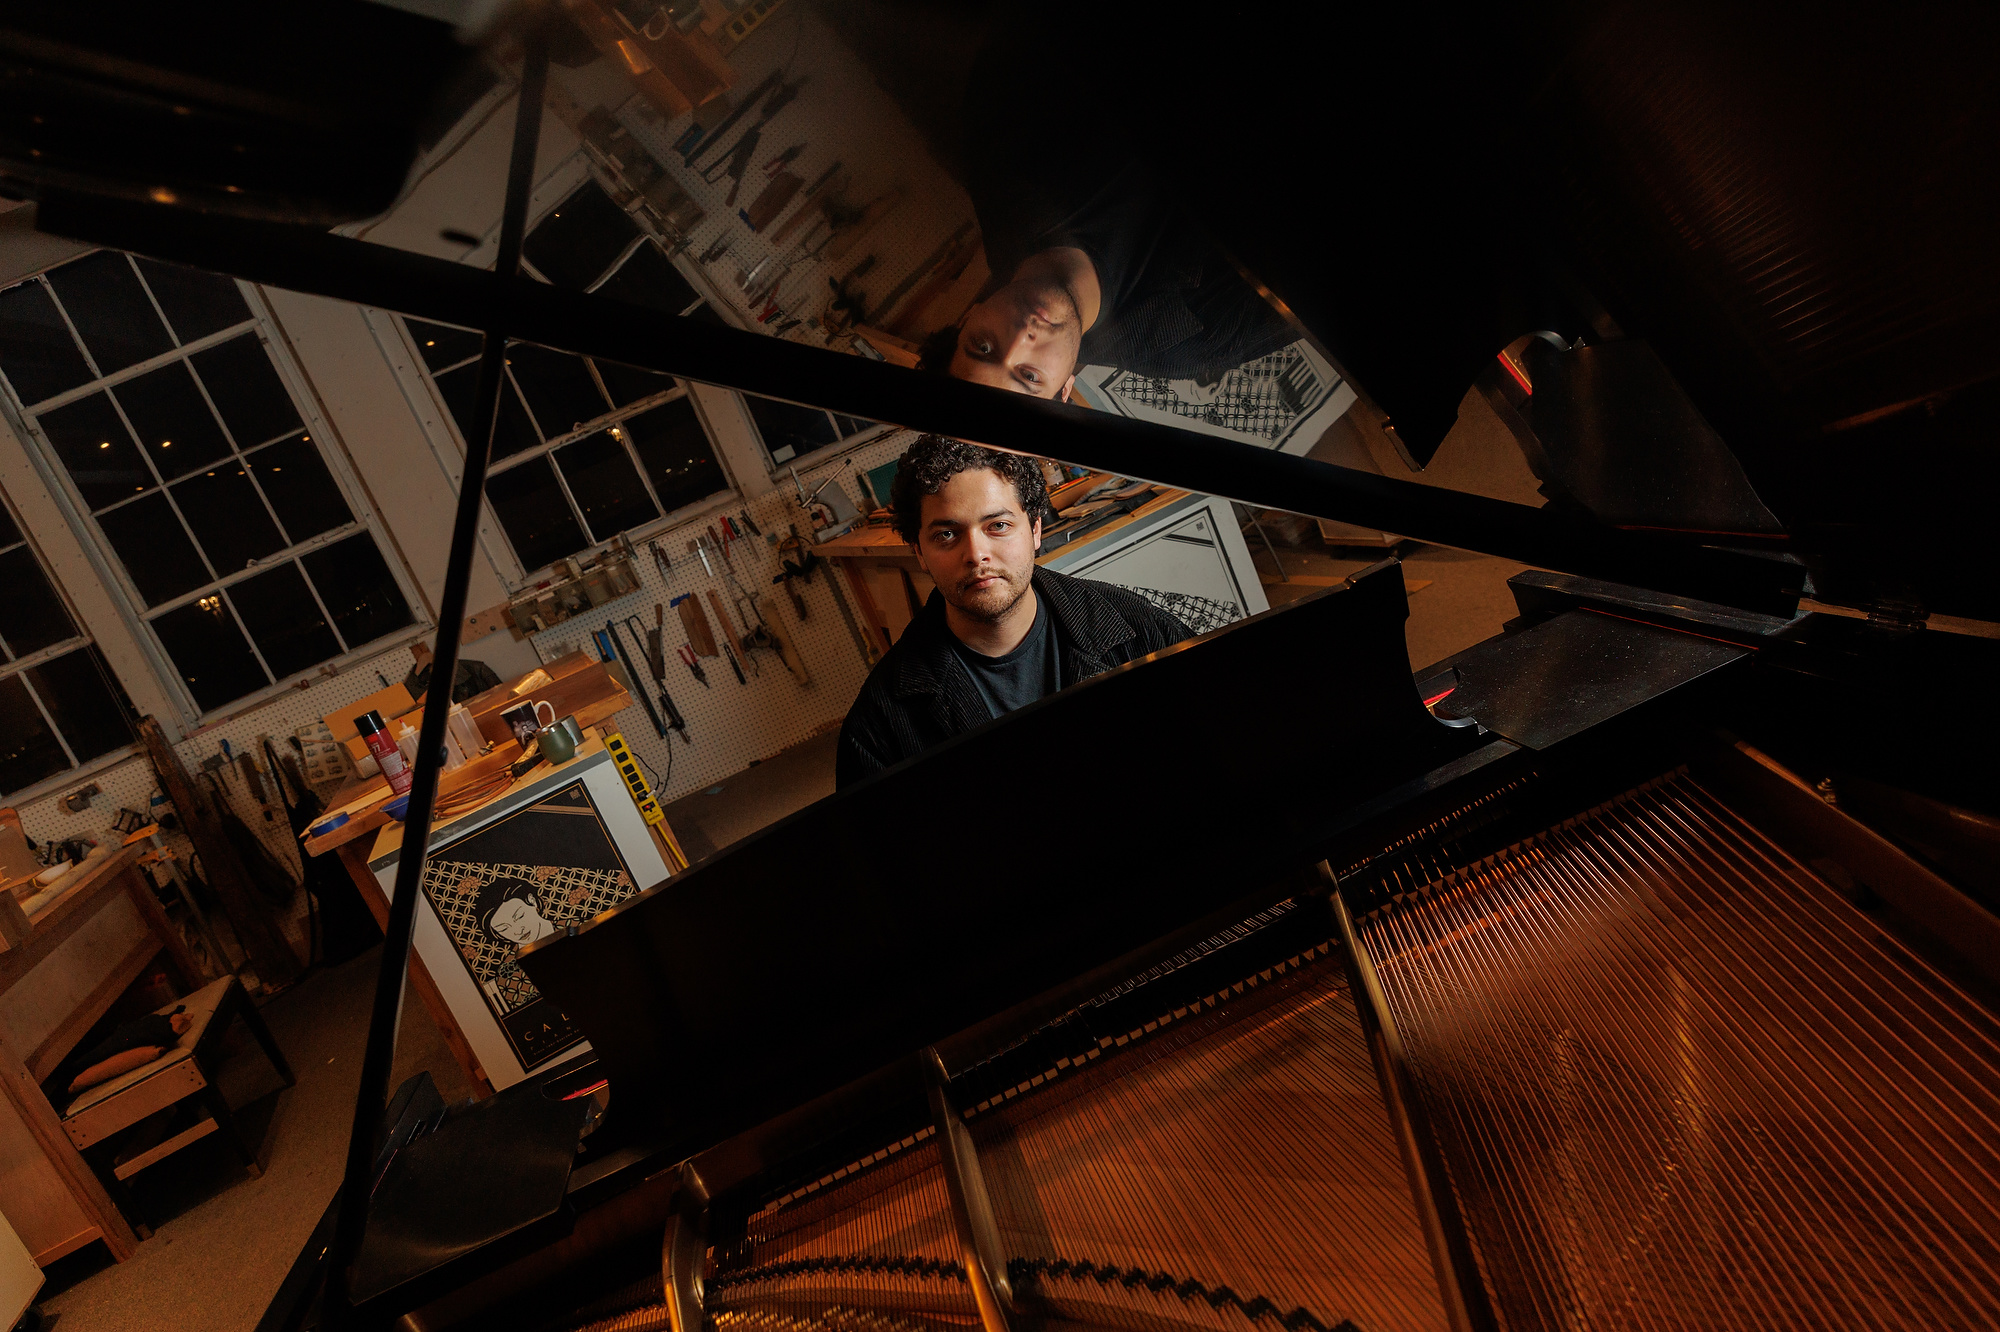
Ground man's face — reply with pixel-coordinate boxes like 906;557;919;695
913;467;1043;622
949;277;1081;400
489;896;550;945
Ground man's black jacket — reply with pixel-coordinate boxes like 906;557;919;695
836;568;1192;788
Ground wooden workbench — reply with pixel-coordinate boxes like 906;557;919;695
0;846;203;1265
301;655;641;1098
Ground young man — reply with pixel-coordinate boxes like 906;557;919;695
915;16;1296;400
836;435;1193;786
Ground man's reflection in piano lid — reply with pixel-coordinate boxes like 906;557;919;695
910;12;1295;401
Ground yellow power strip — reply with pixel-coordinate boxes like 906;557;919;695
603;732;663;825
604;731;690;873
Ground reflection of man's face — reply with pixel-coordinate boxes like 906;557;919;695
914;467;1043;623
488;895;553;945
950;277;1081;400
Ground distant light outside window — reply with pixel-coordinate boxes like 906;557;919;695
0;252;416;715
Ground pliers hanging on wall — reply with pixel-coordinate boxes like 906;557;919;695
677;644;709;688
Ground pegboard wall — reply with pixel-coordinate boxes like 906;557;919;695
528;428;915;807
559;4;978;346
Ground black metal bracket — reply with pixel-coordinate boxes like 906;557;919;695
926;1048;1013;1332
662;1161;711;1332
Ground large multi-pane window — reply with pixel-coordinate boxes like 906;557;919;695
0;252;415;715
409;179;731;573
0;488;138;796
743;396;882;466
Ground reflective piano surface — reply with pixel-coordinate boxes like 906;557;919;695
32;1;1970;1328
265;555;2000;1332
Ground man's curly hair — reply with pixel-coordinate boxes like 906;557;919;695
889;434;1051;544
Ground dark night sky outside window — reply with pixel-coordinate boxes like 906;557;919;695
743;395;882;466
405;181;732;573
0;252;416;718
0;492;136;797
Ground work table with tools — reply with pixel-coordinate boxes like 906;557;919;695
299;652;677;1097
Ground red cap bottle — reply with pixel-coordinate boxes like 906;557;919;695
355;710;413;795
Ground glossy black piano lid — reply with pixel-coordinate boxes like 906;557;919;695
518;560;1477;1160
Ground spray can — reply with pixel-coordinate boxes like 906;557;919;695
355;710;412;796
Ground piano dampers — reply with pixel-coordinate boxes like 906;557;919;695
1360;772;2000;1330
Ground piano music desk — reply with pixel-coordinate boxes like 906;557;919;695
0;846;203;1266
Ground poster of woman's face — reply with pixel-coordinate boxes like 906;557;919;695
418;782;638;1071
476;877;557;945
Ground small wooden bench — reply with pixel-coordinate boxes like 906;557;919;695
59;976;292;1226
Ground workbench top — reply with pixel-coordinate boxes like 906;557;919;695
0;848;145;992
364;738;615;872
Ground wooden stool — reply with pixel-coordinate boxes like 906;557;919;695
58;976;294;1228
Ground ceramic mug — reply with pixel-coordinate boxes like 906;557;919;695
500;699;557;746
537;721;576;765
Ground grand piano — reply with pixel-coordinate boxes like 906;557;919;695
6;3;1996;1329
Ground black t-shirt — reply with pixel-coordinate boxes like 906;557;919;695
948;595;1062;719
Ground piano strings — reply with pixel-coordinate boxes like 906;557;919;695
1358;772;2000;1330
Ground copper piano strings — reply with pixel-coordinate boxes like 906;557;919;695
1358;773;2000;1330
1514;832;1880;1328
1486;835;1871;1327
1372;850;1809;1332
1625;788;2000;1297
1384;807;1936;1329
707;946;1449;1332
975;956;1449;1332
1367;868;1660;1328
718;1140;968;1319
1596;785;2000;1298
1372;819;1824;1332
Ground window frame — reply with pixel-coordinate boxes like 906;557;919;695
740;395;896;477
383;161;753;583
0;258;432;727
0;486;140;801
396;312;745;581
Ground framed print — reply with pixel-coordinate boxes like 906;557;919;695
418;779;642;1072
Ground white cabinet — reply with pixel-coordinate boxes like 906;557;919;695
1046;495;1267;621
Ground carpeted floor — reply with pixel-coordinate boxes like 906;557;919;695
30;954;474;1332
